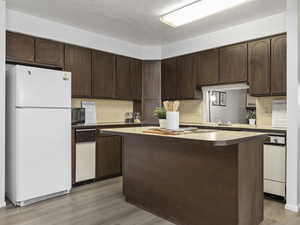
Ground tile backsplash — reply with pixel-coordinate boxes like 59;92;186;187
256;96;286;126
72;98;133;123
178;96;287;126
179;100;203;124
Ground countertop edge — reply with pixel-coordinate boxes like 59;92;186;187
101;129;269;147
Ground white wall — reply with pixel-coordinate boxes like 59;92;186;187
162;12;286;58
0;0;6;208
6;9;162;60
286;0;300;213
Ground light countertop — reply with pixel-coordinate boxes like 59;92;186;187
101;126;268;146
180;122;286;133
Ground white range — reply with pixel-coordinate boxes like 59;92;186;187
6;65;72;206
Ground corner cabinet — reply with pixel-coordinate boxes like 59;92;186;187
271;35;287;96
96;134;122;179
161;58;177;100
220;43;248;84
130;59;142;101
65;45;92;98
92;50;116;98
248;38;271;96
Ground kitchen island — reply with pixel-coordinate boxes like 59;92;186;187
101;127;268;225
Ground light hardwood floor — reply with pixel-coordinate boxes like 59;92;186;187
0;177;299;225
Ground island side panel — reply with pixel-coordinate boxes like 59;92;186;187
238;140;264;225
122;134;239;225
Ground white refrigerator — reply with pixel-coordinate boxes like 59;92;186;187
6;65;72;206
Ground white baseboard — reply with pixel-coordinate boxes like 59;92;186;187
285;203;300;212
0;201;6;208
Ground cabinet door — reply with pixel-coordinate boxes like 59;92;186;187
271;35;287;95
116;56;132;100
96;135;122;179
220;43;247;83
162;58;177;100
6;32;35;63
142;61;161;99
65;45;92;98
197;49;219;86
176;54;197;99
35;38;64;67
130;59;142;101
92;51;116;98
248;39;271;96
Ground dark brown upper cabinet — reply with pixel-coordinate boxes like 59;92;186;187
130;59;142;101
92;50;116;99
6;32;35;63
196;48;219;87
161;58;177;100
220;43;248;84
116;56;132;100
65;45;92;98
142;61;161;99
176;54;198;99
96;134;122;179
271;35;286;96
35;38;64;68
248;38;271;96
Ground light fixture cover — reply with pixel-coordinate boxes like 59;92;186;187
160;0;253;27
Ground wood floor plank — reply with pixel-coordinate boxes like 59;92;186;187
0;177;298;225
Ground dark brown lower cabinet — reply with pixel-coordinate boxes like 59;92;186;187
96;134;122;179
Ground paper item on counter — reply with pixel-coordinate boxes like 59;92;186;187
272;100;287;128
81;101;96;124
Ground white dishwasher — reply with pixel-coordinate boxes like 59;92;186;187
264;133;286;199
75;129;96;183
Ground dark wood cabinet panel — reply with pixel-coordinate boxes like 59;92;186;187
65;45;92;98
196;49;219;86
116;56;132;100
130;59;142;101
92;51;116;98
35;38;64;67
6;32;35;63
96;135;122;179
142;61;161;99
271;35;286;95
220;43;248;83
248;39;271;96
176;54;197;99
161;58;177;100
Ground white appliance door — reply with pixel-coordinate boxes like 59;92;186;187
15;65;71;108
75;142;96;182
15;108;71;202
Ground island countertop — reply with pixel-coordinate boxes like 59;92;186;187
101;126;268;146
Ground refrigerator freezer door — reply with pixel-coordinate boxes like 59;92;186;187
15;108;71;202
15;66;71;108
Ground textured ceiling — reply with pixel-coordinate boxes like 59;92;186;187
6;0;286;46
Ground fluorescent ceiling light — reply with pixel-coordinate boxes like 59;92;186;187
160;0;253;27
